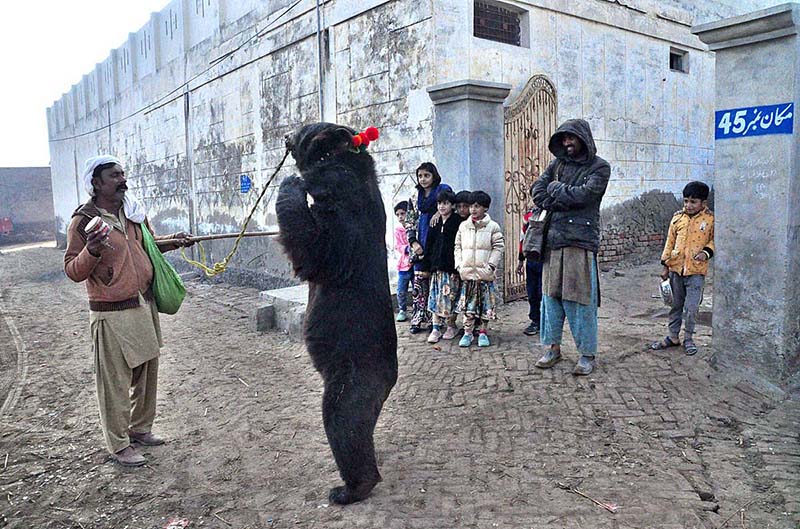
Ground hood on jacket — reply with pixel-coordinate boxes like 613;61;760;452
548;119;597;163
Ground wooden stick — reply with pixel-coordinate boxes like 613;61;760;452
212;512;232;526
572;488;618;513
717;499;758;529
556;482;618;513
155;231;278;246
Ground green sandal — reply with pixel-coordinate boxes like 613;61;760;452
649;336;680;350
683;340;698;356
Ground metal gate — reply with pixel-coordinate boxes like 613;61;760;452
503;75;557;302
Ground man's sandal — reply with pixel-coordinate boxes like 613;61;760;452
683;340;698;356
649;336;680;350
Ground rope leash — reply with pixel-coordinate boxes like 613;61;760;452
181;150;290;277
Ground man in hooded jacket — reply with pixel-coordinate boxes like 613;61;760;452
530;119;610;375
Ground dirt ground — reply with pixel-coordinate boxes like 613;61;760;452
0;246;798;529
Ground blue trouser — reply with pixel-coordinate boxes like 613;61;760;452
397;270;413;311
540;256;598;357
526;259;543;323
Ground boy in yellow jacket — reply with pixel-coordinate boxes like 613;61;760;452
650;181;714;356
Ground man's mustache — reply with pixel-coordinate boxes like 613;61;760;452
117;185;128;192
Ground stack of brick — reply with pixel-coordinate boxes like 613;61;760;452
597;190;683;266
598;229;665;265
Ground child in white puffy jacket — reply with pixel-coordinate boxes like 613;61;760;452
454;191;505;347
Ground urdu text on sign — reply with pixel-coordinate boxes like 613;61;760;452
715;103;793;140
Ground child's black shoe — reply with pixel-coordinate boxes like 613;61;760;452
523;322;540;336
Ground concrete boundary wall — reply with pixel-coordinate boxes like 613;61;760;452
47;0;781;286
47;0;431;286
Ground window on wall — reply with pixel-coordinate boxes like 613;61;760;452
474;1;526;47
670;47;689;73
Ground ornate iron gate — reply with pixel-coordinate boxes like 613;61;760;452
503;75;557;302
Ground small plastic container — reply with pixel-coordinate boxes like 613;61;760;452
85;216;114;249
659;278;673;306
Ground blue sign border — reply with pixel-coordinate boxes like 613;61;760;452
715;102;793;140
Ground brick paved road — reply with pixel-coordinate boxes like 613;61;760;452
1;248;797;529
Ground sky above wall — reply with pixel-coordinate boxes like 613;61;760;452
0;0;169;167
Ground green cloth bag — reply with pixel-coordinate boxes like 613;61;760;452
141;224;186;315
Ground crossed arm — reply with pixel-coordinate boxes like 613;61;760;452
531;160;610;212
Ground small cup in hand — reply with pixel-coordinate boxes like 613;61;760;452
85;216;114;251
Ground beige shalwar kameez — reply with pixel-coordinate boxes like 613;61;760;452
90;292;162;454
89;207;162;454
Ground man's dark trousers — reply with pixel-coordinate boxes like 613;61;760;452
526;258;544;324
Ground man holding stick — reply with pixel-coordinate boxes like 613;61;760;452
64;155;193;466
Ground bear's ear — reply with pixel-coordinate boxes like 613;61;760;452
305;127;354;162
329;127;355;152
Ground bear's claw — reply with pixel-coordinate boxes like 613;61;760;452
328;481;378;505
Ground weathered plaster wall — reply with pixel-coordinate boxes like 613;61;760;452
47;0;432;285
432;0;726;207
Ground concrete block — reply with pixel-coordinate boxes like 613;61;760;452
259;284;309;338
250;303;275;333
616;142;637;161
635;143;656;162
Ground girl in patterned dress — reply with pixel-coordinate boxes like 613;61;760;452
423;190;462;343
407;163;452;333
454;191;505;347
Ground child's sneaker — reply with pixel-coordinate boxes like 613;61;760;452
459;333;473;347
477;333;490;347
427;329;442;343
442;326;458;340
396;311;407;322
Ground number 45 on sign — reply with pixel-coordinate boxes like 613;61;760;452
715;102;793;140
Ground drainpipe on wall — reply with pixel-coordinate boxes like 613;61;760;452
316;0;324;118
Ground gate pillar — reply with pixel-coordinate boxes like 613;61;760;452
427;80;512;228
694;5;800;390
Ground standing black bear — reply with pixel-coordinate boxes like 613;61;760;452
276;122;398;505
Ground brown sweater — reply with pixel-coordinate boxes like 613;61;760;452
64;201;180;311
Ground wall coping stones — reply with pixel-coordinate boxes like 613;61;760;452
692;2;800;50
427;80;512;106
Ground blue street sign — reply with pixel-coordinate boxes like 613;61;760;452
240;174;252;193
715;102;793;140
